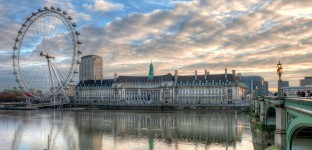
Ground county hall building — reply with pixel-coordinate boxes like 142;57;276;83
75;56;247;105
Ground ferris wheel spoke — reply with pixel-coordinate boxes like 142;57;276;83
23;60;42;88
51;17;63;39
21;66;39;91
46;15;59;53
20;56;41;79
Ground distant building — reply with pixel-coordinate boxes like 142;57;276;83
0;88;25;102
79;55;103;81
240;76;269;96
300;76;312;86
75;65;248;105
280;81;289;88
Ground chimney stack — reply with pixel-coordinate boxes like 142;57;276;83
225;68;227;79
232;70;236;76
175;70;178;84
204;70;207;79
114;73;117;82
195;70;197;80
237;73;241;78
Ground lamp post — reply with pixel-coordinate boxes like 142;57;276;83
277;61;283;97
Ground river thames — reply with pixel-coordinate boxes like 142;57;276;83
0;110;259;150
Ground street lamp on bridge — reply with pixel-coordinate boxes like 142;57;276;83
277;61;284;97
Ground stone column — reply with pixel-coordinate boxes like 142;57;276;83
160;89;163;101
172;88;175;100
274;97;286;149
259;97;265;123
255;97;259;116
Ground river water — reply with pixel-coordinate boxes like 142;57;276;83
0;110;257;150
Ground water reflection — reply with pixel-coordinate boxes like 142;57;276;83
0;110;253;150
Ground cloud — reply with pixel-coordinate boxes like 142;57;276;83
76;0;312;90
44;0;92;21
83;0;124;12
1;0;312;91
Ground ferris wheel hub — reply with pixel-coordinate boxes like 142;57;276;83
40;52;55;59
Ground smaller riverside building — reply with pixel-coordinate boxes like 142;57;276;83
75;63;248;105
240;76;269;96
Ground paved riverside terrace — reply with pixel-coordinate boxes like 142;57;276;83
251;96;312;150
0;99;250;110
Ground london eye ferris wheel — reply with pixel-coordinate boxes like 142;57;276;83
12;6;82;104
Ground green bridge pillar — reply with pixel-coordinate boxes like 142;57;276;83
274;97;286;149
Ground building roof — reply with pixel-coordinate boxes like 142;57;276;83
76;73;247;88
77;79;114;87
177;74;235;83
81;55;102;59
116;73;173;83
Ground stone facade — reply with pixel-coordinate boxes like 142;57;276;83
75;68;248;105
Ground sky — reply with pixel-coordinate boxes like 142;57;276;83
0;0;312;92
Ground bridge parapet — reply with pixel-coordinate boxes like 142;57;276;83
263;96;287;108
284;97;312;116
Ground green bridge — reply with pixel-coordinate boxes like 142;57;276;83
252;96;312;150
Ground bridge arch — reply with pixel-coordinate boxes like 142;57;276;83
289;124;312;150
266;107;276;125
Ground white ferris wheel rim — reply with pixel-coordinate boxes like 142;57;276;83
12;6;82;98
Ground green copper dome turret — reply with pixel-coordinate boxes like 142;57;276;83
148;62;154;80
